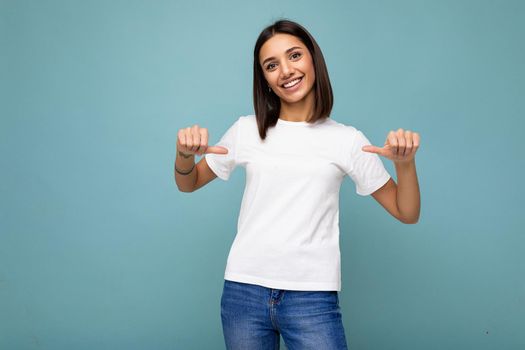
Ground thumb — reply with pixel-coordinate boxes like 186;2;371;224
362;145;382;154
205;145;229;154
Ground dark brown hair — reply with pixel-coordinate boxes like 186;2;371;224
253;19;334;140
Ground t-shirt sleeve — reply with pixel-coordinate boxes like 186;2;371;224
345;129;391;196
204;117;241;181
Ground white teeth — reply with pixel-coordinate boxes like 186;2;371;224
283;78;301;88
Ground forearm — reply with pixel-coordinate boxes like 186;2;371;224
394;159;420;223
175;150;197;192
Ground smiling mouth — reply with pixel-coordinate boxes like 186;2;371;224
282;77;303;89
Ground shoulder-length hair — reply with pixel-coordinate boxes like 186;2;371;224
253;19;334;140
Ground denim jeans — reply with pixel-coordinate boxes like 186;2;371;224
220;279;348;349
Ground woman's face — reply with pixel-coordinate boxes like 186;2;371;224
259;33;315;104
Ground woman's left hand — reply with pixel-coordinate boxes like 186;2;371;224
361;128;420;164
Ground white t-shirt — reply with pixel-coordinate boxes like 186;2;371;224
205;115;391;291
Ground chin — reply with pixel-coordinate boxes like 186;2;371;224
281;95;304;104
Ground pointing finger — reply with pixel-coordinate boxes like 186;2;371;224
362;145;383;155
205;146;229;154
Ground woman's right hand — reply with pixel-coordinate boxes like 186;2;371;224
177;124;229;157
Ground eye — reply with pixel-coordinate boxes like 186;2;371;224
291;52;302;59
265;52;302;71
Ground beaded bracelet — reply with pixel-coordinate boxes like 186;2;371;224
175;163;195;175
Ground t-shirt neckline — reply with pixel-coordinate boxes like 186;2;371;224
277;118;321;126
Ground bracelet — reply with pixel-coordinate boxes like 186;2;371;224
175;163;195;175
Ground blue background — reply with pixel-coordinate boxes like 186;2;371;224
1;0;524;349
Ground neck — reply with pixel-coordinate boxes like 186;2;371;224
279;88;315;122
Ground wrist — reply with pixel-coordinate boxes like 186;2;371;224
394;158;415;167
175;162;195;175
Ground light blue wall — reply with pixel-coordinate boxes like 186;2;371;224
1;0;524;349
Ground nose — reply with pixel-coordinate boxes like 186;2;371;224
280;60;293;78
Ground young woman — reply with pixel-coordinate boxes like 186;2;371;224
175;19;420;350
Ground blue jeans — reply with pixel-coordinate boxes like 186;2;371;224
220;279;348;349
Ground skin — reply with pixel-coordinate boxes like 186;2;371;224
176;33;421;225
259;33;316;122
365;131;421;224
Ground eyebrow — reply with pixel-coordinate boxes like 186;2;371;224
261;46;303;66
